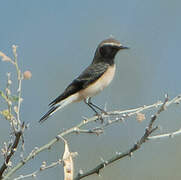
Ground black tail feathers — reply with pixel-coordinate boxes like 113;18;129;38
39;105;60;123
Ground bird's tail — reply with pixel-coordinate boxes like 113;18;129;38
39;94;78;123
39;105;61;123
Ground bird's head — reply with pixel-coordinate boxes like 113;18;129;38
93;38;129;65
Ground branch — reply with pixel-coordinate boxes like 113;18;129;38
3;94;181;180
12;45;22;127
0;130;22;179
14;160;62;180
14;136;77;180
0;46;27;179
73;95;169;180
148;128;181;140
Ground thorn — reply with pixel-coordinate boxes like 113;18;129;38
82;116;88;122
56;135;61;140
100;157;105;163
169;133;174;138
107;119;112;124
116;152;122;155
73;127;79;133
115;117;119;121
121;117;125;123
79;169;83;175
96;169;100;175
21;159;26;165
157;125;162;132
122;113;127;118
165;93;168;99
129;152;133;157
109;34;114;38
104;102;107;112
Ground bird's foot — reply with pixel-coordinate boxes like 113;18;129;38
95;113;104;124
101;110;108;115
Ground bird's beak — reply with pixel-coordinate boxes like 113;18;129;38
119;45;129;50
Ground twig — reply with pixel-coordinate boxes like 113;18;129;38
73;95;169;180
3;94;180;180
0;131;22;179
73;127;103;135
14;160;62;180
12;45;22;128
0;46;24;180
14;136;77;180
148;128;181;140
103;94;179;127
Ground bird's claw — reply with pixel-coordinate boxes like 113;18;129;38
95;113;104;124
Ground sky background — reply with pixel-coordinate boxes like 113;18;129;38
0;0;181;179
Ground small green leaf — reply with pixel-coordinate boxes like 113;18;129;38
10;95;19;102
0;90;8;101
1;109;12;120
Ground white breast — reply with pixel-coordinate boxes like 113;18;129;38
78;64;116;100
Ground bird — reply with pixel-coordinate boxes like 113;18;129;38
39;38;129;123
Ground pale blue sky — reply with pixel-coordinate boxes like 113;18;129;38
0;1;181;179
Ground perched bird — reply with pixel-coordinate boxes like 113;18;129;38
39;38;129;123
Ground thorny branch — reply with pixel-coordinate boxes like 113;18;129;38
14;136;77;180
3;94;181;180
1;47;181;180
148;128;181;140
12;45;22;127
0;128;23;179
0;46;28;179
14;160;62;180
74;95;169;180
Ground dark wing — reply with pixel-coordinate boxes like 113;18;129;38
49;62;109;107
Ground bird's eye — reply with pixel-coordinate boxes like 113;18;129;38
99;45;112;56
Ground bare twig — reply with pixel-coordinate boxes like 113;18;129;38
14;136;77;180
3;94;180;180
148;128;181;140
14;160;62;180
0;46;25;180
73;127;103;135
0;130;22;179
12;45;22;127
73;95;169;180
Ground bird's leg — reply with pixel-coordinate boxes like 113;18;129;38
88;97;107;115
84;98;105;123
84;98;99;115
